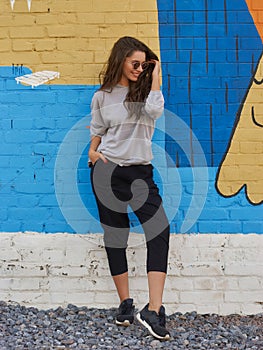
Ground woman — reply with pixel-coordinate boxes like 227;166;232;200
88;36;170;341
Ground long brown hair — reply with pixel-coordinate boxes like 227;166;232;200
99;36;159;114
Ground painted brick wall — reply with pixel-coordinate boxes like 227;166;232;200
0;232;262;315
0;0;263;314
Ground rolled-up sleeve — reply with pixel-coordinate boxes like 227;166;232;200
90;93;107;138
144;90;165;120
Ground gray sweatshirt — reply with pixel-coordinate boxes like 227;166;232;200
90;84;164;166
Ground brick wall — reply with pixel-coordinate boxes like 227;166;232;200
0;0;160;85
0;0;263;314
0;232;262;315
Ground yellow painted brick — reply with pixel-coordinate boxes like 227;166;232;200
10;26;46;38
137;23;159;37
0;15;13;26
35;39;57;51
58;13;78;25
74;25;100;38
93;0;130;12
50;0;93;13
130;0;158;11
40;51;74;64
147;11;159;24
11;15;36;26
47;25;76;38
41;51;94;64
1;51;40;63
77;13;105;24
0;28;9;39
104;13;126;24
57;38;89;51
82;64;102;78
12;40;34;52
99;25;137;38
88;38;106;51
0;39;11;52
95;51;111;64
240;142;263;154
36;14;59;25
126;12;148;24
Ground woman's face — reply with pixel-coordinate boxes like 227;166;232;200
119;50;146;86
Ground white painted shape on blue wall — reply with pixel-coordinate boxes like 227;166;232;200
15;71;60;88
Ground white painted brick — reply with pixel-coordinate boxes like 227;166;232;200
48;265;89;277
0;235;13;249
42;249;67;264
9;278;40;291
172;304;196;314
0;262;48;277
219;303;243;315
59;292;96;306
180;291;224;304
94;292;119;304
238;277;262;290
224;264;262;276
19;248;44;263
215;278;239;290
0;278;13;290
181;263;224;276
48;277;97;292
223;248;263;263
0;249;20;261
8;291;50;305
129;276;148;291
0;232;262;315
162;290;179;304
240;303;263;315
166;276;193;291
196;304;219;315
194;278;214;290
228;234;262;248
224;291;263;303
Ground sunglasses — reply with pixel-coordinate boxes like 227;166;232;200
127;60;152;70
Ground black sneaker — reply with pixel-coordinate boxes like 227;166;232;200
115;298;135;326
136;304;170;340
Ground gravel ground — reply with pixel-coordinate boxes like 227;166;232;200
0;301;262;349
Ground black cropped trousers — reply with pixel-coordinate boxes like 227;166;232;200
90;159;170;276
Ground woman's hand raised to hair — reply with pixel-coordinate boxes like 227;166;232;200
150;60;161;91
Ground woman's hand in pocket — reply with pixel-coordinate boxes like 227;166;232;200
88;150;108;165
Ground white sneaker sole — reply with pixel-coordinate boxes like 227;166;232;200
115;319;132;327
136;312;170;341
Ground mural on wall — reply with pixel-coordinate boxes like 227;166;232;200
216;0;263;205
0;0;262;234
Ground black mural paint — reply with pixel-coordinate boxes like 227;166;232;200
168;73;171;96
188;51;192;104
205;0;209;73
236;35;239;62
252;106;263;127
225;82;229;112
176;151;179;168
190;105;194;167
210;104;214;167
174;0;178;60
224;0;228;35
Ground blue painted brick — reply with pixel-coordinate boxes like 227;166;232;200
243;222;263;234
5;130;47;143
176;0;205;11
159;24;176;38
